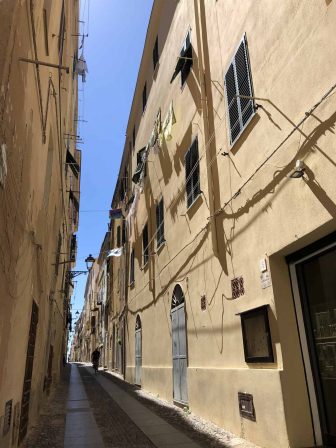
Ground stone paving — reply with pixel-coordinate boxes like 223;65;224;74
24;363;259;448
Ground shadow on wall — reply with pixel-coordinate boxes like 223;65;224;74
222;109;336;245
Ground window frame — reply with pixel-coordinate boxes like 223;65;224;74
224;33;255;147
142;82;147;112
153;36;159;71
117;225;121;247
185;137;200;209
239;305;274;363
180;30;192;87
156;198;165;249
130;248;135;285
142;222;149;267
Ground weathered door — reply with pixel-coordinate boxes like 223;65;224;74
135;315;142;385
171;286;188;404
18;300;39;444
291;244;336;446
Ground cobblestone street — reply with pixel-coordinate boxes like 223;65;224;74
23;364;258;448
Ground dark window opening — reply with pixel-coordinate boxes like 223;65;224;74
91;316;96;334
153;36;159;70
142;83;147;112
132;147;147;184
224;34;254;145
185;137;200;208
43;9;49;56
130;248;135;284
142;223;149;266
117;225;121;247
58;1;65;61
156;198;165;248
171;31;193;86
122;221;126;245
132;126;136;149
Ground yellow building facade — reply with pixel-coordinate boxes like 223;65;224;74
76;1;336;447
0;0;80;446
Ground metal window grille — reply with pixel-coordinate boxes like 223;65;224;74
142;223;149;266
224;34;255;145
156;198;165;248
185;137;200;208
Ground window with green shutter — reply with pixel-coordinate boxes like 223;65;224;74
185;137;200;208
156;198;165;248
142;223;149;266
224;34;255;146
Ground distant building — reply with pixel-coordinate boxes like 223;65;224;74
0;0;80;446
75;1;336;447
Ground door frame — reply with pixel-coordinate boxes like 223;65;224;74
135;314;142;386
289;240;336;446
171;294;188;405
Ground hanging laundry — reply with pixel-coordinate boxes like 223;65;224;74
126;185;140;237
0;143;7;188
107;248;123;258
162;101;176;141
148;109;162;147
109;208;123;220
75;51;88;82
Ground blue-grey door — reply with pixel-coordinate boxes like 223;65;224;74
135;315;142;385
171;295;188;403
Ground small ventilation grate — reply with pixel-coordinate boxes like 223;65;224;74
231;276;245;299
238;392;256;421
3;399;12;436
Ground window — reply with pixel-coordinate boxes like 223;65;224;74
153;36;159;70
239;305;274;363
156;198;165;248
224;34;255;146
142;223;149;266
185;137;200;208
132;126;136;149
122;220;126;245
132;147;147;184
142;83;147;112
117;225;121;247
43;9;49;56
130;248;135;284
58;0;65;61
171;30;193;86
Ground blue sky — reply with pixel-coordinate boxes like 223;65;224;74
71;0;153;324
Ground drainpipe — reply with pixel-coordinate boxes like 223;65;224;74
193;0;227;273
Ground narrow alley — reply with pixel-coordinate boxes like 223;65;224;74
23;364;256;448
1;0;336;447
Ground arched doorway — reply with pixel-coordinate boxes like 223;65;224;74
171;285;188;403
135;315;142;385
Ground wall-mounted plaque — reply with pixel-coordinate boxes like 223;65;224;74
239;305;274;363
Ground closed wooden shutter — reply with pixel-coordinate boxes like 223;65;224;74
156;199;164;247
185;138;200;208
225;35;254;145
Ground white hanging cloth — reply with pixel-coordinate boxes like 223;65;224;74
107;248;123;258
161;101;176;143
75;51;88;82
126;185;141;238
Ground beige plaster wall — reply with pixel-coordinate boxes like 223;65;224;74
0;0;79;446
78;1;336;447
